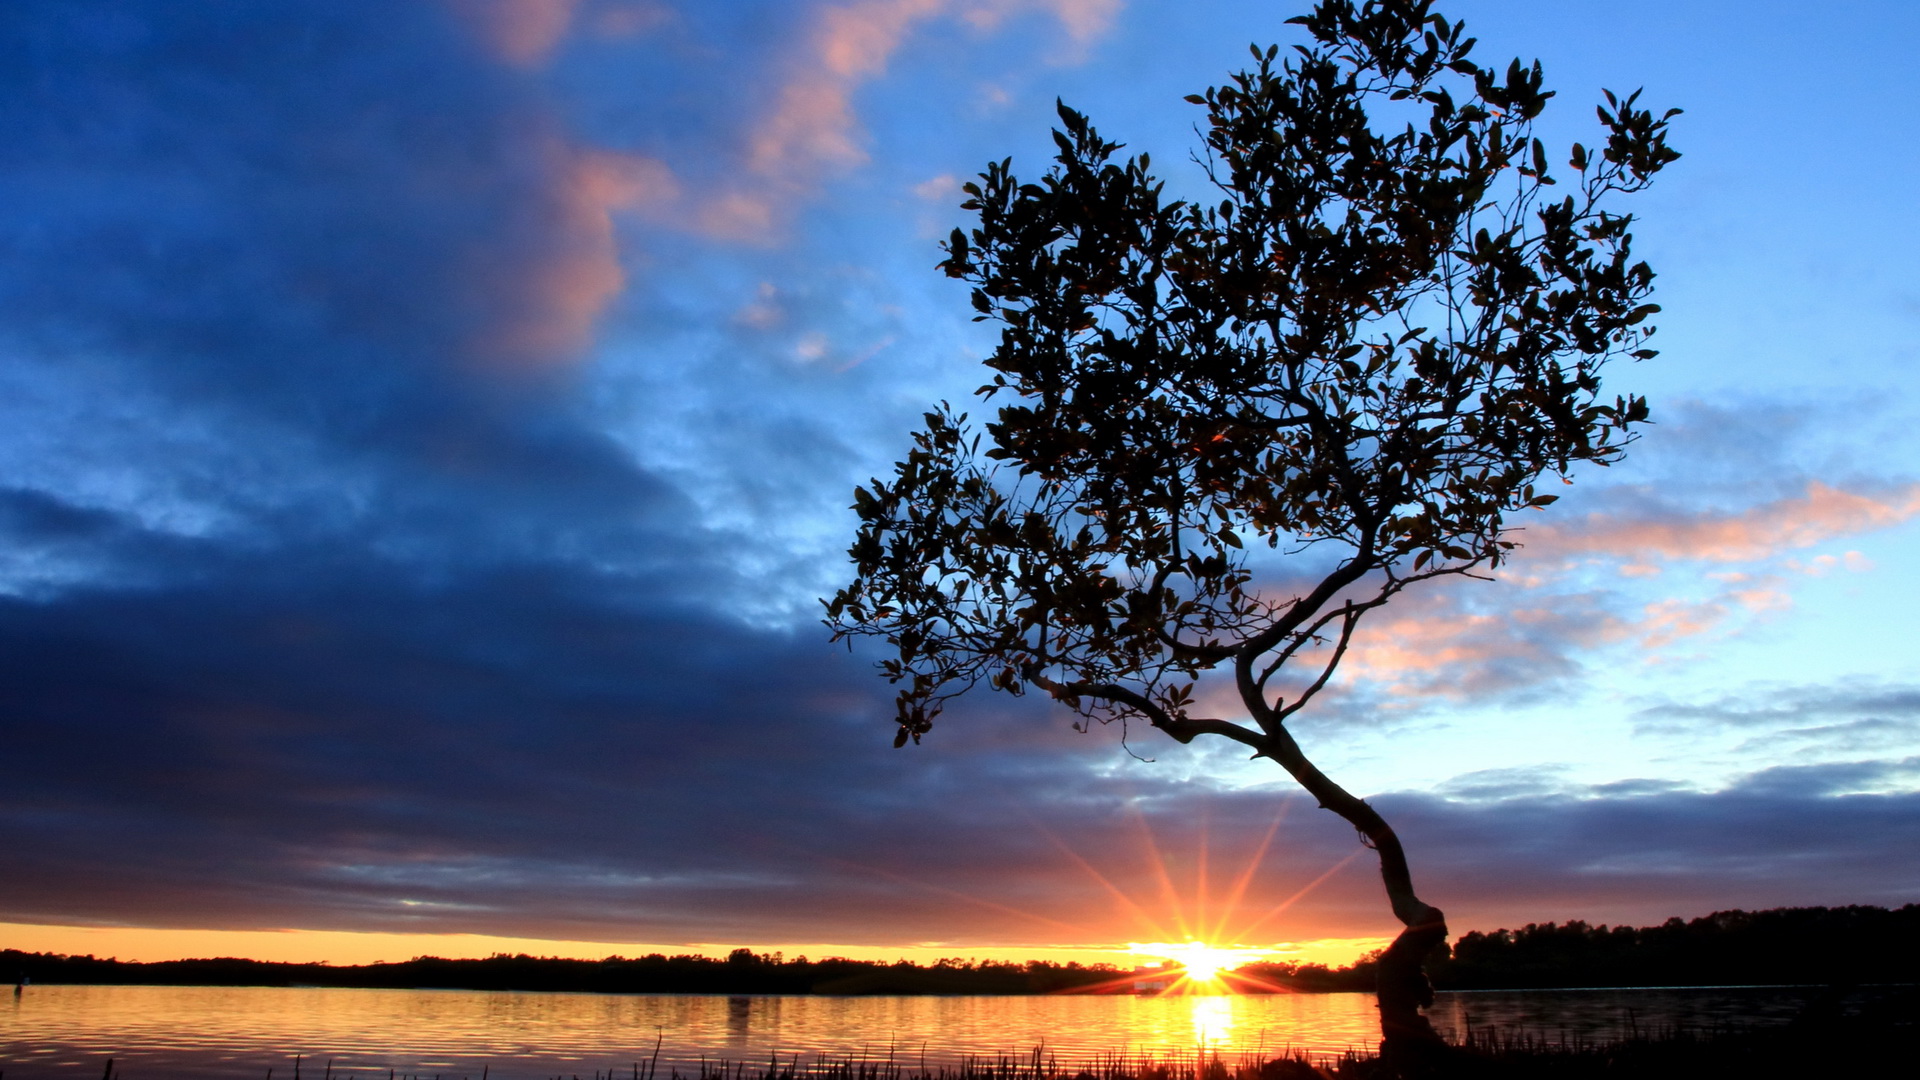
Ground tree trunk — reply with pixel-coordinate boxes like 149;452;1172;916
1259;725;1452;1074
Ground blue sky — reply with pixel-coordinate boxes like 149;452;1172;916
1;0;1916;965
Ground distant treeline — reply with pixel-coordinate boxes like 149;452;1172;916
6;905;1916;995
1427;903;1920;990
1;948;1127;996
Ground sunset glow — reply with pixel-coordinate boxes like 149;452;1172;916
0;921;1383;971
1130;941;1270;986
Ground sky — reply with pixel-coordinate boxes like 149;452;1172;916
2;0;1918;969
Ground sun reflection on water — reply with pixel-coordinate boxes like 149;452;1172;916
1187;995;1235;1047
3;985;1398;1078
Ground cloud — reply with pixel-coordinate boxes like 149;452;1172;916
1313;395;1920;704
1634;681;1920;737
912;173;962;201
446;0;583;68
1337;589;1627;701
1390;770;1920;929
1318;574;1797;705
1735;717;1920;755
1;0;1913;963
1037;0;1122;42
0;0;716;580
959;0;1123;43
0;0;671;397
733;0;953;236
590;2;676;40
5;582;1916;946
707;0;1119;238
1434;765;1571;802
482;142;680;368
1524;481;1920;570
751;33;889;172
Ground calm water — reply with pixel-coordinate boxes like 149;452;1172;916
0;984;1845;1080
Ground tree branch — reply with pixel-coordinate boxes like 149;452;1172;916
1275;604;1363;721
1030;671;1270;753
1257;593;1389;691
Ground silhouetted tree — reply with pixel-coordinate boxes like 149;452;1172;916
827;0;1676;1067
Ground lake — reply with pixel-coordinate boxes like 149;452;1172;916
0;984;1851;1080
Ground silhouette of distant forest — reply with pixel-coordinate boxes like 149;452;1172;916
1424;904;1920;990
7;906;1914;995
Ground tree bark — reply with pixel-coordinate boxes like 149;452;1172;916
1258;724;1452;1074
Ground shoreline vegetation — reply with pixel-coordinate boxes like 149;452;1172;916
7;905;1916;996
592;1005;1914;1079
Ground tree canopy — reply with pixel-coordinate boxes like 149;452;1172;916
827;0;1677;1058
827;0;1677;754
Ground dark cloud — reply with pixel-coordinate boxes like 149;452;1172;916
1635;682;1920;737
0;0;829;940
5;3;540;388
1392;770;1920;932
0;1;719;540
1433;766;1572;802
4;547;1916;946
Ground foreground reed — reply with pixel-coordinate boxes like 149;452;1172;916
597;1026;1900;1080
557;1002;1912;1080
39;1034;1902;1080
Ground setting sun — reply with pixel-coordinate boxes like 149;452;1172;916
1130;942;1269;988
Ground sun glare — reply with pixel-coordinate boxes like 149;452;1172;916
1129;941;1268;988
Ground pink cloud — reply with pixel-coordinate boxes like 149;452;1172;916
716;0;1120;239
1334;591;1629;701
960;0;1122;42
472;142;679;370
1635;597;1729;653
591;2;674;39
1034;0;1122;42
1327;578;1797;701
748;0;947;180
446;0;582;68
696;192;779;243
575;147;680;211
1320;479;1919;700
443;0;1123;364
1523;482;1920;567
441;0;1120;265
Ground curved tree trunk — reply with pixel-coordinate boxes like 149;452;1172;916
1260;725;1452;1074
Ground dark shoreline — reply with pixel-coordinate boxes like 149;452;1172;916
9;904;1917;997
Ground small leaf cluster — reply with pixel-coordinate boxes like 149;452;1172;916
826;0;1679;749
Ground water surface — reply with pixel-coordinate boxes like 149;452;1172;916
0;984;1841;1080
